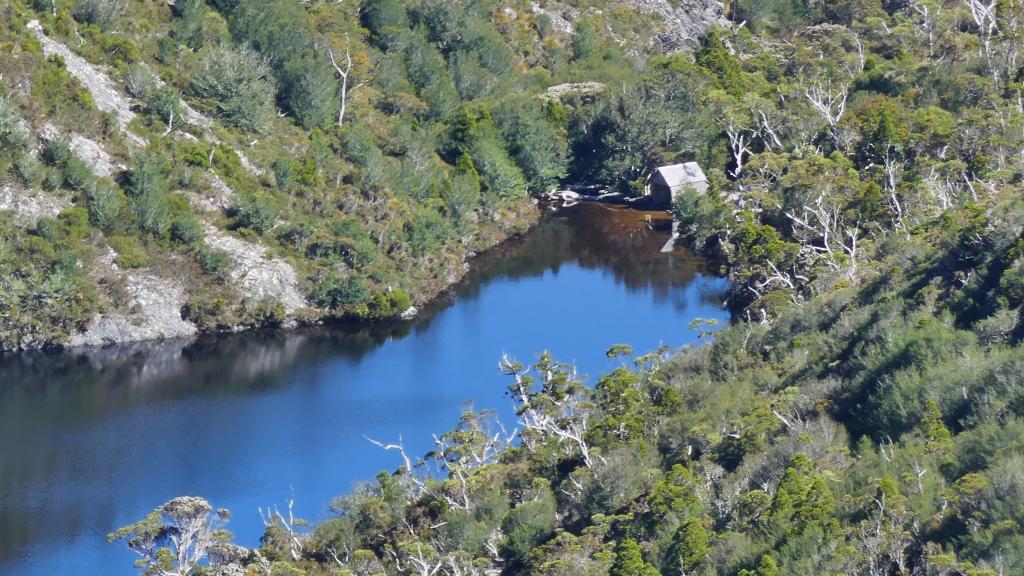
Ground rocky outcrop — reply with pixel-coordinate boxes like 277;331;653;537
38;123;122;178
0;183;68;224
29;21;265;178
202;224;308;315
189;172;236;213
27;20;146;146
530;2;575;35
626;0;727;52
540;82;606;104
529;0;725;53
71;249;198;347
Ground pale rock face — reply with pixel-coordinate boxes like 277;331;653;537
27;20;147;146
627;0;727;52
540;82;607;104
530;2;575;35
0;183;68;224
38;123;123;178
202;224;308;315
71;249;198;347
531;0;726;53
190;172;236;213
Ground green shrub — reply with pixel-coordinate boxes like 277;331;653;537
389;287;411;312
0;97;32;152
28;0;52;13
367;292;394;318
212;144;243;180
171;215;202;244
19;234;57;263
174;0;212;50
231;191;280;234
273;157;295;189
312;272;369;310
189;44;276;133
121;63;155;100
125;154;170;197
200;248;231;277
62;156;94;191
501;481;557;562
181;144;212;168
148;85;182;130
175;166;198;189
87;182;126;231
363;288;413;319
245;298;286;327
43;169;64;191
405;207;450;256
39;137;94;189
229;0;339;129
277;221;314;250
14;152;44;187
73;88;95;110
181;293;230;330
99;35;141;64
294;157;321;187
32;56;93;119
42;137;74;167
72;0;123;30
108;235;150;268
134;190;172;236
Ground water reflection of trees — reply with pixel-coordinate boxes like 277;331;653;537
443;203;725;307
0;326;404;564
0;326;397;416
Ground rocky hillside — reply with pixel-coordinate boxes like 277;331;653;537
0;0;715;351
529;0;727;53
0;0;725;351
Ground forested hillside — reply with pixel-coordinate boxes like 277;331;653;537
1;0;718;350
5;0;1024;573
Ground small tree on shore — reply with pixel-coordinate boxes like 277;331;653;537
108;496;232;576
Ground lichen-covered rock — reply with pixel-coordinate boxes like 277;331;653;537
0;183;68;223
202;224;308;315
540;82;606;104
70;249;198;347
192;173;236;212
531;0;726;54
626;0;727;52
38;123;122;178
530;2;575;35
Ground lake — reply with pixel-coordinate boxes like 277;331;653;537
0;203;729;575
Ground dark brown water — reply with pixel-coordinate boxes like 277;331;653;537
0;204;728;575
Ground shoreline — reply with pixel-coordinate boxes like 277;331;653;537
3;201;711;356
20;203;543;354
0;199;727;357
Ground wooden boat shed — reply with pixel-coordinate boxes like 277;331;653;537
648;162;708;208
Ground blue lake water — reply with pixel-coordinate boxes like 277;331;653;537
0;203;728;575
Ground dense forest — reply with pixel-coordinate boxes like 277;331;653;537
3;0;1024;573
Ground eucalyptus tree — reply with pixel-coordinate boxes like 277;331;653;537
108;496;233;576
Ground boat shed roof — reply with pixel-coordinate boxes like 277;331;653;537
653;162;707;188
